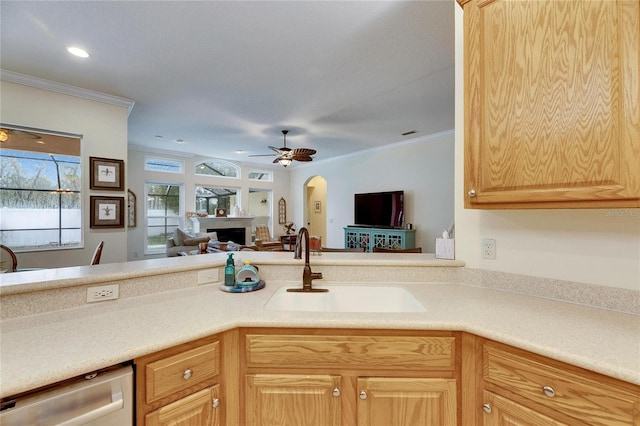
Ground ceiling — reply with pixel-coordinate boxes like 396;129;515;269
0;1;455;167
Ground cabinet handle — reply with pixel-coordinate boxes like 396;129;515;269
359;390;367;400
468;189;477;197
542;386;556;398
183;369;192;380
482;403;492;414
332;388;340;397
212;398;220;408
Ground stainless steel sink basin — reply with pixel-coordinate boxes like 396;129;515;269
265;285;426;313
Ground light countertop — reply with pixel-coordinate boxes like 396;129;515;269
1;276;638;398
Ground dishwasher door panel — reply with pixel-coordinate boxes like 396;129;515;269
0;365;133;426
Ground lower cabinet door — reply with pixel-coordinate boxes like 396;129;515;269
357;377;457;426
481;391;568;426
145;385;220;426
246;374;341;426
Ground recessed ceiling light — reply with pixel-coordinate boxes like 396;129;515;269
66;46;90;58
235;150;246;154
175;139;185;144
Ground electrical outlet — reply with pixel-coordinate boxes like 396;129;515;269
482;238;496;259
87;284;119;302
197;269;219;285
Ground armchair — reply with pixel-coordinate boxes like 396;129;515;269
254;225;284;251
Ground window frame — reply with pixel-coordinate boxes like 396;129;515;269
248;170;274;182
144;181;184;255
195;159;240;179
144;156;184;174
0;125;83;252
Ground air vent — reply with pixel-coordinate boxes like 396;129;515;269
401;130;417;136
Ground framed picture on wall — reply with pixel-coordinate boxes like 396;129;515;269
314;201;321;213
90;196;125;228
90;157;124;191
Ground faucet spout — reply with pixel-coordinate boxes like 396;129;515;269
288;227;326;292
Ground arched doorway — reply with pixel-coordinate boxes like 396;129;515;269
305;175;327;244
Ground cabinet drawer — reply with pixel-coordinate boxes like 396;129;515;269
146;342;220;404
246;334;455;370
483;343;638;426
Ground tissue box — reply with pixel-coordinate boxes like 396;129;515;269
435;238;455;260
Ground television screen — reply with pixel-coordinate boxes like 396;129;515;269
354;191;404;228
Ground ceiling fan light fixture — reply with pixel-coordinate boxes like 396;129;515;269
278;158;292;167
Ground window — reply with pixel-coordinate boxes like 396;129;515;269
249;170;273;182
195;186;238;215
195;159;239;178
144;157;184;173
145;183;181;253
0;126;82;252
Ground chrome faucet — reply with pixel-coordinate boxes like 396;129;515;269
288;227;326;292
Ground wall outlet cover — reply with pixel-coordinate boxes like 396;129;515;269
482;238;496;259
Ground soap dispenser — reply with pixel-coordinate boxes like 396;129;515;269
225;253;236;287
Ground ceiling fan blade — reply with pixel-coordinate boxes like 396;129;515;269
291;155;313;162
292;148;316;156
269;146;292;154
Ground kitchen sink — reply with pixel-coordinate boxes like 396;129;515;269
265;285;427;313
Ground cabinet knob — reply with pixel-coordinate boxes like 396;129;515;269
332;387;340;397
359;390;367;400
482;403;492;414
212;398;220;408
183;369;192;380
542;386;556;398
468;189;477;197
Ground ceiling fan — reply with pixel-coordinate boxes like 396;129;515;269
250;130;316;167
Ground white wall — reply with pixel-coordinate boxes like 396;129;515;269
453;7;640;291
1;80;130;268
288;132;455;253
126;149;290;260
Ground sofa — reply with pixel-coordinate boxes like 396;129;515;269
166;229;256;256
165;229;214;257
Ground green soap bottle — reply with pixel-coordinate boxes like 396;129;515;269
225;253;236;287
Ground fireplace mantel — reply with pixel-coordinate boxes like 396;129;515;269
189;217;255;244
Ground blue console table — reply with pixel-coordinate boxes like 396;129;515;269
344;227;416;252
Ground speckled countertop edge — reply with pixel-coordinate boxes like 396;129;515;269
0;252;464;295
1;281;638;398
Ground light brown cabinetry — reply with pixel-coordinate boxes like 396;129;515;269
145;386;220;426
135;335;224;426
357;377;457;426
241;329;459;426
481;391;568;426
477;339;640;426
246;374;341;426
459;0;640;209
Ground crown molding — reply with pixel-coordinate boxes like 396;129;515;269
0;69;135;115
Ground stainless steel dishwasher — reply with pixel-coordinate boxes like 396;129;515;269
0;364;133;425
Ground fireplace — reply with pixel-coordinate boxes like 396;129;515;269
208;227;245;245
189;217;254;246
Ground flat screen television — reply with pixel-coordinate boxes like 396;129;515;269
354;190;404;228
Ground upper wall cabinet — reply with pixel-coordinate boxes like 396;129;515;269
458;0;640;209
